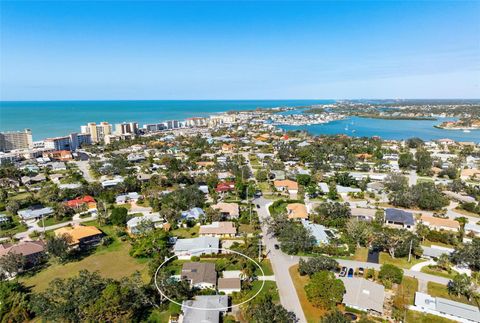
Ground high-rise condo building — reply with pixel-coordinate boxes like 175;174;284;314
115;122;138;135
0;129;33;152
80;122;112;143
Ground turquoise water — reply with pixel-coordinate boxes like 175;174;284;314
279;116;480;142
0;100;478;142
0;100;331;140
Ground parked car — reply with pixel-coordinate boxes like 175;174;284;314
339;267;347;277
254;190;262;197
256;204;260;209
274;244;280;250
347;268;354;277
357;267;365;276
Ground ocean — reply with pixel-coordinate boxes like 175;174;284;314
0;100;330;140
0;100;479;142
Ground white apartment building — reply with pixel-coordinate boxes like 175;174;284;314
0;129;33;152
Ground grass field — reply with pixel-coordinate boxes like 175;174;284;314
289;264;327;323
350;247;368;262
395;276;419;306
406;310;456;323
421;265;456;279
21;222;149;292
379;252;424;269
170;226;199;238
427;282;478;306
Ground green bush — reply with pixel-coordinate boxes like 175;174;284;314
379;264;403;285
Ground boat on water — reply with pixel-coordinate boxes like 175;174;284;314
463;129;471;133
345;126;349;131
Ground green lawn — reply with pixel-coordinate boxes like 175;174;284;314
348;247;368;262
170;226;199;238
427;282;478;306
42;216;72;227
21;222;149;292
379;252;424;269
421;265;456;279
257;182;271;193
0;221;28;237
231;280;279;305
406;310;456;323
238;223;258;234
255;258;274;276
396;276;419;306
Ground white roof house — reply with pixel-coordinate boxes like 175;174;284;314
301;220;332;245
413;292;480;323
115;192;141;204
339;277;385;314
181;295;229;323
18;206;54;220
173;236;219;260
126;214;163;235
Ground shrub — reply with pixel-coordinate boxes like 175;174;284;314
379;264;403;285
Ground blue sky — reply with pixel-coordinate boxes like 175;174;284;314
0;0;479;100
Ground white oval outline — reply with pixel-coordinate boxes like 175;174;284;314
154;247;265;311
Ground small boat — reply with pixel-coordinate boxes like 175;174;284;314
463;129;471;133
345;126;349;131
352;129;356;133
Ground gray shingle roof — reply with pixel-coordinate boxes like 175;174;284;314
385;208;414;225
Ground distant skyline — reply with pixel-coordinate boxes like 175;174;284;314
0;1;479;101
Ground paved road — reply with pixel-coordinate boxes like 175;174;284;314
73;160;95;183
254;195;454;323
255;197;308;323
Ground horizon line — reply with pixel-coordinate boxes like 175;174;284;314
2;98;480;103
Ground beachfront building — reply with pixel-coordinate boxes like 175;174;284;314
0;129;33;152
115;122;138;135
80;122;112;143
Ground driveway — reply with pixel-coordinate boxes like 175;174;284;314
255;197;308;323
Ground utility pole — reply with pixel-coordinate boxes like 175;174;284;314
408;239;413;263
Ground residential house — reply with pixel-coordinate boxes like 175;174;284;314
385;208;415;230
0;241;45;268
274;179;299;196
301;220;332;245
465;223;480;237
339;277;385;315
181;207;205;221
413;292;480;323
199;221;236;237
181;295;229;323
173;236;220;260
18;206;54;221
421;246;454;259
101;176;124;188
419;215;460;232
215;182;235;193
115;192;141;204
211;202;240;219
181;262;217;289
126;214;164;235
65;195;97;211
351;208;378;221
287;203;308;220
218;278;241;295
54;225;103;248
